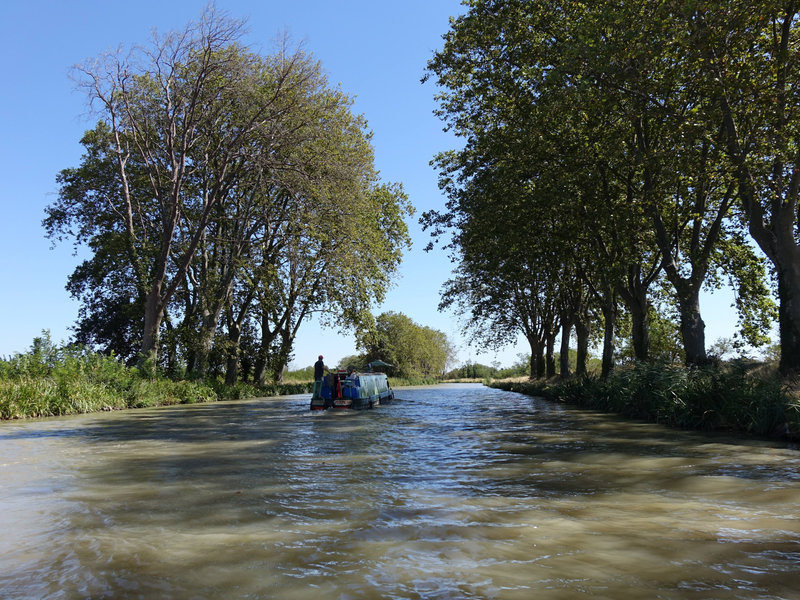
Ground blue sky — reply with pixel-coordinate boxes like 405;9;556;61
0;0;742;370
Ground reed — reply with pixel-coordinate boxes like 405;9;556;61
388;375;440;387
0;334;322;419
490;362;798;440
207;380;313;399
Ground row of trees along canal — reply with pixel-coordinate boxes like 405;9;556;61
44;10;415;384
423;1;800;378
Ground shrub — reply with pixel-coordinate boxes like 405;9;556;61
490;362;799;439
0;334;326;419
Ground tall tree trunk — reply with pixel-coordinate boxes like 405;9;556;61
270;328;293;383
240;354;252;383
140;287;164;365
559;318;572;378
254;310;278;386
223;289;256;385
545;331;557;378
535;348;546;378
601;295;617;378
253;355;267;387
629;298;650;362
676;285;707;366
777;259;800;375
527;336;540;379
528;353;535;379
575;319;590;377
224;319;241;386
163;316;178;375
191;306;224;377
618;264;651;362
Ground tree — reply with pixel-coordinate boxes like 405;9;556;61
357;312;453;379
423;0;779;374
687;2;800;374
57;9;338;364
424;0;635;377
47;8;412;378
575;1;774;366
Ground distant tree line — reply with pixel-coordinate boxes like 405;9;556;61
335;311;455;380
444;357;529;380
45;8;412;383
423;1;800;377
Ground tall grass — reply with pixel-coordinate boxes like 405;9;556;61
207;380;313;400
0;335;218;418
490;362;798;440
0;333;312;420
388;375;440;387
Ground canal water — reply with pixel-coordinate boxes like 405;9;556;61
1;384;799;599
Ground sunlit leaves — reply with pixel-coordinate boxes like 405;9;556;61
425;0;784;369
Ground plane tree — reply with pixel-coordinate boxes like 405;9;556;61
52;11;323;365
685;2;800;373
424;0;655;375
425;0;778;372
574;1;776;365
357;312;454;379
46;8;412;377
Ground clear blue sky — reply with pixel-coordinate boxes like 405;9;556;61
0;0;742;370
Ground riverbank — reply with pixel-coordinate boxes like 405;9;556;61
0;338;314;419
489;361;800;441
0;363;313;420
0;337;438;419
6;384;798;598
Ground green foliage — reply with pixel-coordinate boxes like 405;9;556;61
492;362;796;439
357;312;454;379
0;333;214;418
495;363;530;379
0;332;311;420
335;354;368;372
442;354;531;380
424;0;790;371
716;234;778;348
125;379;217;409
207;379;312;399
388;375;440;387
444;362;496;380
47;7;413;384
283;365;316;382
615;305;685;365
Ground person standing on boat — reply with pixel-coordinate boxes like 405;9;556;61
314;355;326;381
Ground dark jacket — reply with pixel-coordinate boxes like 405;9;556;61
314;359;325;380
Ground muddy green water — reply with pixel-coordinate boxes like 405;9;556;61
1;384;799;599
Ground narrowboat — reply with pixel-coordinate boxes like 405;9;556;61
310;369;394;410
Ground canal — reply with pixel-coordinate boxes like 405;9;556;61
1;384;799;599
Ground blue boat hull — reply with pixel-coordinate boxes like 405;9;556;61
310;371;394;410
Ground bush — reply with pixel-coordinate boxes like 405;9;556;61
389;375;439;387
490;362;798;440
0;333;324;420
126;378;217;408
0;333;220;418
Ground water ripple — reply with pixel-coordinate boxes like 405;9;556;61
1;384;799;599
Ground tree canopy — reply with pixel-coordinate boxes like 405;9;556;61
356;312;454;379
46;8;412;381
424;0;785;376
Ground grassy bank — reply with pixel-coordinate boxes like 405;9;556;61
388;375;440;387
489;362;800;441
0;335;440;420
0;337;312;420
